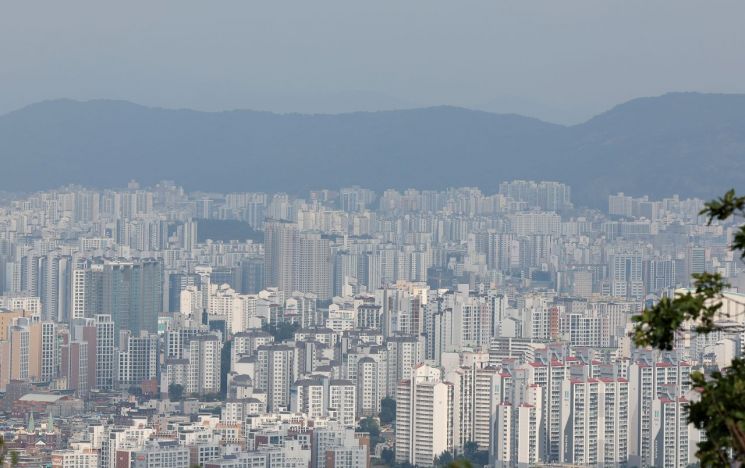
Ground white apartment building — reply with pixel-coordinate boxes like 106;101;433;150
329;379;356;427
446;363;500;451
131;440;190;468
186;333;222;395
355;355;384;418
628;359;691;467
256;344;296;411
52;444;99;468
651;394;690;468
395;364;453;467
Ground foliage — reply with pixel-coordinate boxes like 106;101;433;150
380;448;395;466
0;436;5;467
262;322;300;342
462;442;489;466
687;359;745;466
201;393;223;402
446;461;473;468
357;417;384;450
379;397;396;425
632;189;745;465
463;442;478;458
433;443;488;468
434;451;454;466
701;189;745;255
220;339;232;398
10;451;19;467
631;272;728;350
168;383;184;401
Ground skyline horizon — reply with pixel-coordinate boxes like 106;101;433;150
3;89;742;126
2;2;744;466
0;179;701;207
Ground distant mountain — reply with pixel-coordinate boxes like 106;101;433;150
1;92;744;206
475;95;581;125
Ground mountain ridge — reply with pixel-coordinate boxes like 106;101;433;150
1;92;743;206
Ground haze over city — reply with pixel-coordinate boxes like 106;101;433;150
2;1;745;123
1;2;745;468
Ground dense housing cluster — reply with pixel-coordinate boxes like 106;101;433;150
0;180;741;468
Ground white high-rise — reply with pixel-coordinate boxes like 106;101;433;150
208;284;258;334
446;363;500;452
493;384;543;467
610;252;644;299
256;344;296;411
179;285;203;321
597;378;629;465
356;355;384;418
264;220;298;293
385;336;422;397
295;232;332;301
95;315;115;390
563;378;599;465
521;358;570;463
395;364;453;467
629;358;691;467
71;266;91;321
329;379;356;427
651;391;690;468
186;333;221;396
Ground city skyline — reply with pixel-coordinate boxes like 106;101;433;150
2;1;744;466
0;178;739;467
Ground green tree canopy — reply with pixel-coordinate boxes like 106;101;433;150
168;383;184;401
447;461;473;468
434;450;454;467
379;397;396;425
0;436;6;467
380;448;395;466
433;443;488;468
262;322;299;342
357;417;384;450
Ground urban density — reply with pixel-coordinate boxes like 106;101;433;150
0;180;740;468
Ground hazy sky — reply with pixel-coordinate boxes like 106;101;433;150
1;1;744;123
